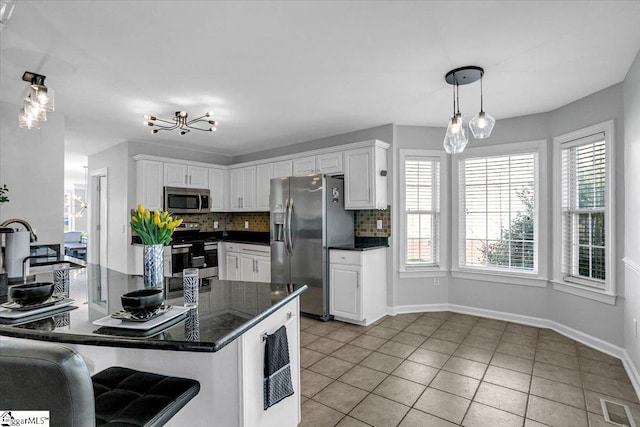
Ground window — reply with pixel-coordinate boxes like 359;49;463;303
459;152;538;273
553;120;614;303
399;149;445;275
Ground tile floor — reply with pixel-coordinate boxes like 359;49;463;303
298;311;639;427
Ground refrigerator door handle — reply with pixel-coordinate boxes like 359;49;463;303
288;197;294;251
283;197;290;255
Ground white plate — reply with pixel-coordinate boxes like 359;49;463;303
0;298;75;319
92;306;190;330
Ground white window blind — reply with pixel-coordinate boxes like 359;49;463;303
405;157;439;266
460;153;537;272
561;135;606;287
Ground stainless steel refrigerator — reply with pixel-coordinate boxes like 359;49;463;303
270;174;354;320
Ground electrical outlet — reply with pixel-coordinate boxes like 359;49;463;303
376;220;383;230
433;277;440;286
635;318;638;338
214;221;219;229
244;221;249;229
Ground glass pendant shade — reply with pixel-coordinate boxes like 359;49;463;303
30;84;55;112
443;114;469;154
469;110;495;139
19;108;40;130
23;98;47;121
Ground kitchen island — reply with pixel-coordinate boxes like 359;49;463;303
0;264;306;427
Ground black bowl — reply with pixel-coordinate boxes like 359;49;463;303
121;289;164;313
9;282;55;306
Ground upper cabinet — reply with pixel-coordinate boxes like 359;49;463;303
272;160;293;179
256;160;293;211
344;141;389;210
209;167;228;212
164;162;209;189
136;159;164;212
293;152;343;176
229;166;256;211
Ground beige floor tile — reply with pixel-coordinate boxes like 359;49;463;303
474;381;528;416
306;336;346;355
581;372;639;402
430;370;480;399
301;331;322;347
423;311;453;320
301;347;326;368
366;325;400;340
305;322;343;336
391;331;428;347
413;387;471;424
532;361;582;387
538;329;576;345
420;337;459;355
535;348;580;370
526;395;588;427
462;334;500;351
350;334;387;351
468;326;504;340
403;323;438;337
392;360;439;386
394;313;422;323
331;344;373;364
301;369;334;397
579;356;631;383
524;419;550;427
501;331;537;348
308;356;355;379
430;327;467;343
577;345;624;366
300;316;317;330
377;340;416;359
313;380;368;414
339;365;388;392
491;352;534;374
414;316;447;328
505;323;539;337
530;376;585;409
373;375;426;406
442;356;487;380
496;340;536;360
379;317;412;331
448;313;479;325
439;320;474;334
407;347;451;369
483;365;531;393
399;409;457;427
453;344;494;364
360;351;404;374
475;318;508;331
462;401;524;427
537;338;577;356
584;389;640;423
587;412;613;427
300;399;345;427
350;393;410;427
335;416;370;427
325;328;362;343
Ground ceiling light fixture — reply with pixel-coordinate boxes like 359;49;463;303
19;71;55;130
143;111;218;135
443;66;495;154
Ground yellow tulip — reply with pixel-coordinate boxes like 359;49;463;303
174;218;183;227
154;209;160;218
131;216;138;223
154;214;161;226
144;210;150;220
137;204;145;215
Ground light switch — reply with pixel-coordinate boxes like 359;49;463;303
214;221;219;229
376;220;383;230
244;221;249;229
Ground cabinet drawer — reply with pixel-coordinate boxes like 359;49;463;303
241;244;270;256
225;242;241;253
330;250;362;265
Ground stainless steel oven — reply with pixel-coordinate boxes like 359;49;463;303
164;241;218;299
164;187;210;214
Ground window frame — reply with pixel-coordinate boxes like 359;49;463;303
552;120;615;304
398;149;447;278
451;140;549;287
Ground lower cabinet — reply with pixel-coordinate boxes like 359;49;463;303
223;242;270;283
329;248;386;325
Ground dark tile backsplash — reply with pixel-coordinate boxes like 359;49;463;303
354;206;391;237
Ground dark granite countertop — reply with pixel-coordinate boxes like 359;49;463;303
330;236;389;251
132;230;270;246
0;264;306;352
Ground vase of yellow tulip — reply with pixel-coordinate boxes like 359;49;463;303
130;205;183;289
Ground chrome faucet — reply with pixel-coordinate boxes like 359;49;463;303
22;255;51;283
0;218;37;243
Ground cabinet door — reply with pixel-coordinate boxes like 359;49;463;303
209;168;227;212
240;254;256;281
256;164;273;211
329;264;361;321
241;166;256;210
229;169;243;210
164;162;188;188
344;147;373;209
316;152;343;175
256;256;271;283
273;160;293;178
188;165;209;188
293;156;316;176
137;160;164;211
225;253;240;281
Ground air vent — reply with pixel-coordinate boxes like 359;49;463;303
601;398;637;427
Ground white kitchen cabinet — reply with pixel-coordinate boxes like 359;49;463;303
256;256;271;282
272;160;293;178
226;251;240;281
164;162;209;188
344;141;389;209
256;163;273;211
329;248;387;325
136;159;164;211
229;166;256;211
239;244;271;283
293;152;343;176
240;254;256;281
292;156;316;176
209;167;228;212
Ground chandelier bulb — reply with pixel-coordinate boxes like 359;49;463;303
210;126;217;132
206;111;214;117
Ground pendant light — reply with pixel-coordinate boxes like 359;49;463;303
443;79;468;154
469;71;495;139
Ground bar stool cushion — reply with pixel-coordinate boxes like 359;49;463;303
92;367;200;427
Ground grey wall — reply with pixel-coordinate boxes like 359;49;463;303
624;49;640;369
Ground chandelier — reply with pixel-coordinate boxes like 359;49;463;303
19;71;55;130
143;111;218;135
443;66;495;154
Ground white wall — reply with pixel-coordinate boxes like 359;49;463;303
623;49;640;371
0;101;65;247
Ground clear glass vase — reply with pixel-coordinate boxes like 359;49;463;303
143;244;164;289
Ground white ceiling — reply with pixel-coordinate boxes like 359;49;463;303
2;1;640;185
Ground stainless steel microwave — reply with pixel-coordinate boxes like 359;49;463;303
163;187;210;213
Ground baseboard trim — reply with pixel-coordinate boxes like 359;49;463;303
389;302;640;400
